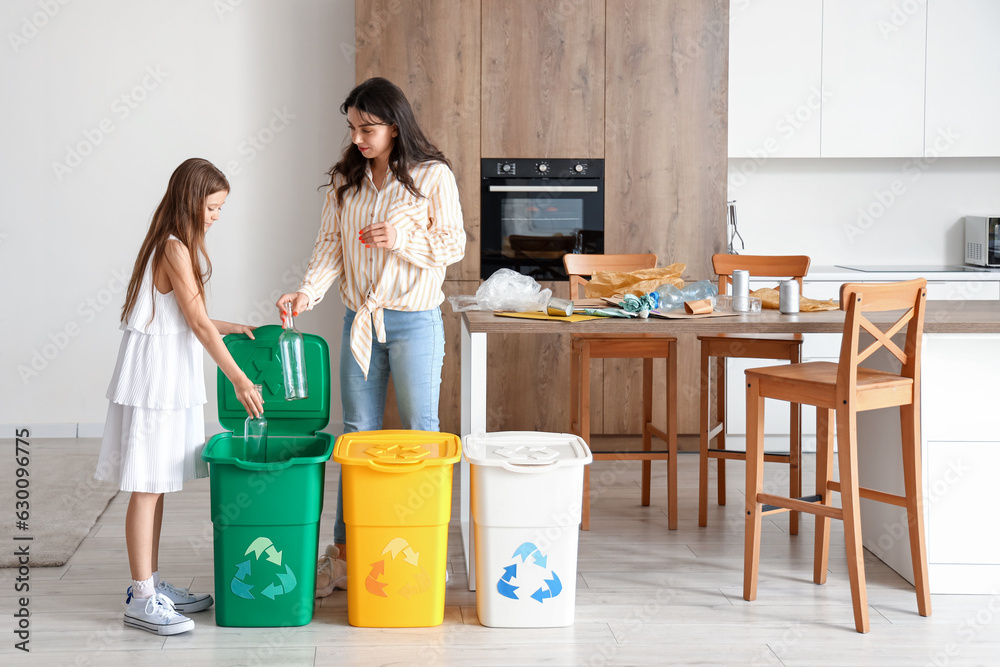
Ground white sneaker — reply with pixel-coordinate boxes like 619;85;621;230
155;580;214;613
124;592;195;635
315;545;348;597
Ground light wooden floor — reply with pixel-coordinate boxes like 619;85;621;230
3;437;999;666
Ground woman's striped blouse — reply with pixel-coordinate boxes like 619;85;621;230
298;160;466;377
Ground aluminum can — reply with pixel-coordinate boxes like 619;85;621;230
779;279;800;314
731;269;750;312
547;297;574;317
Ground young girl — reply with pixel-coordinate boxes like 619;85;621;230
96;158;263;635
277;77;466;588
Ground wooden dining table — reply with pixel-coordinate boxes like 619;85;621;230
458;301;1000;591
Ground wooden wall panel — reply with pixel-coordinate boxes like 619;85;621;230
481;0;605;158
604;0;728;278
604;0;729;434
355;0;481;281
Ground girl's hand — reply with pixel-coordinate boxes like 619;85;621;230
234;374;263;418
359;220;397;249
213;320;256;338
276;292;310;321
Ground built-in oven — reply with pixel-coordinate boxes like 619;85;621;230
480;158;604;281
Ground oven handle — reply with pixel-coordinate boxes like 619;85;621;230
488;185;600;193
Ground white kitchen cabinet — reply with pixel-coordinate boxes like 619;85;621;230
860;334;1000;593
925;0;1000;157
724;277;999;443
728;0;823;158
730;0;1000;158
820;0;926;157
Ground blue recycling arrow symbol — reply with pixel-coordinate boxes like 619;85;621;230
497;543;562;603
512;542;548;568
530;571;563;604
497;564;519;599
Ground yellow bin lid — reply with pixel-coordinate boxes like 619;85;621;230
333;430;461;472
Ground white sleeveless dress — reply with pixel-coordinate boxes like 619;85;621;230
95;240;209;493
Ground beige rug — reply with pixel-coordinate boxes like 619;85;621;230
0;439;120;567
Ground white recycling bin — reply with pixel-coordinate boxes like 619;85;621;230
463;431;592;628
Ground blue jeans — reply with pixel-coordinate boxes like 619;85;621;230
333;307;444;544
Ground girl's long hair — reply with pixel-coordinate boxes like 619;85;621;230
121;158;230;323
326;77;450;204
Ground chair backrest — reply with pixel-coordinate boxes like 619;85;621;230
562;253;657;299
712;254;811;295
837;279;928;393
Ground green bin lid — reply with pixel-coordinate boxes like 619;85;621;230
217;324;330;436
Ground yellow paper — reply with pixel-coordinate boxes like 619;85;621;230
494;311;605;323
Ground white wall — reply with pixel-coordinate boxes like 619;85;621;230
728;156;1000;266
1;0;356;436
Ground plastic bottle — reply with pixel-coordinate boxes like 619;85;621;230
244;384;268;463
279;302;309;401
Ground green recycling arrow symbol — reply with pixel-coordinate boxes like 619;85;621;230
230;536;297;601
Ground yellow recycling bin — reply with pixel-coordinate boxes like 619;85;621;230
333;430;461;627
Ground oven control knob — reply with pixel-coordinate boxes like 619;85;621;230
573;163;585;173
537;162;549;174
502;163;512;173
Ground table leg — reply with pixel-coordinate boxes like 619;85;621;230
460;318;487;591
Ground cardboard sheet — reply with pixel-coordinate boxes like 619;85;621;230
648;308;742;320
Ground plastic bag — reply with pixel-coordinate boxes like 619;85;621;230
447;268;552;313
655;280;719;312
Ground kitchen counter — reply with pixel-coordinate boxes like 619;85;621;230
460;302;1000;595
807;264;1000;282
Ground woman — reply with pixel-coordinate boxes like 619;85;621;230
277;77;465;586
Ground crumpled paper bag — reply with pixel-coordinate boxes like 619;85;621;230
751;287;838;311
584;263;686;298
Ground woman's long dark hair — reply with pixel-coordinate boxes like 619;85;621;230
326;77;449;205
121;158;229;323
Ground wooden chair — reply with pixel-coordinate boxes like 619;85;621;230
743;279;931;633
563;253;678;531
698;254;810;533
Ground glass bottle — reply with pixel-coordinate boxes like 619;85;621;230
243;384;267;463
279;302;309;400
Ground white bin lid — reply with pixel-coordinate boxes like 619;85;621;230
463;431;592;470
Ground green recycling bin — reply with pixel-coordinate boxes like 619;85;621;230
201;324;333;627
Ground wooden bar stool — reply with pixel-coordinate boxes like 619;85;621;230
698;254;810;533
743;279;931;633
563;254;678;531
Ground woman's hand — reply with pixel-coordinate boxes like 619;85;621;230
359;220;397;249
233;374;264;418
213;320;256;338
276;292;310;320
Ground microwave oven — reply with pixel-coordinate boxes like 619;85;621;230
965;216;1000;267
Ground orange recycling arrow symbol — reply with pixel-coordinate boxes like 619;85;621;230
365;559;388;597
